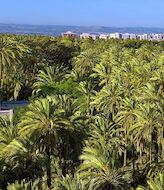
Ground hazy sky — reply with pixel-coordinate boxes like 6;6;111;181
0;0;164;27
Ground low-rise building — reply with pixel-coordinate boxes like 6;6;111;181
62;31;77;38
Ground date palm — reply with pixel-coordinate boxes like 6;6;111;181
77;81;95;116
0;36;28;88
18;97;70;188
0;117;17;157
73;49;99;76
137;172;164;190
91;83;122;118
91;62;112;86
131;102;162;164
33;66;66;96
79;116;128;190
115;98;137;167
59;174;92;190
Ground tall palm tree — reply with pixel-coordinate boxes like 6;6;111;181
79;116;128;190
115;98;137;167
77;81;95;116
131;102;162;164
18;97;70;188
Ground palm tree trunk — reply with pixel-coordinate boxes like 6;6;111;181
152;128;158;162
46;147;51;189
124;127;128;167
86;94;90;116
38;177;43;190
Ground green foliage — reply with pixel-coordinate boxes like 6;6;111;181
0;35;163;189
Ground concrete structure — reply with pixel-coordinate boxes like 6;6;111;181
60;31;164;41
0;101;29;120
80;33;91;39
90;34;99;40
129;33;138;39
0;101;29;109
99;33;109;40
151;33;163;41
138;34;149;40
109;32;122;39
122;33;130;40
62;31;77;38
0;108;13;121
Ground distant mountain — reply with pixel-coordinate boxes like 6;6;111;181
1;24;164;36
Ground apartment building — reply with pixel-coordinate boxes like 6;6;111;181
80;33;91;39
99;33;109;40
109;32;122;39
62;31;77;38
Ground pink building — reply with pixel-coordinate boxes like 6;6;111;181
62;31;77;38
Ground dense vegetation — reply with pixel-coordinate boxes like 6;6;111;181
0;34;163;190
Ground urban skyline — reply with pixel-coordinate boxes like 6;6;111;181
63;31;164;41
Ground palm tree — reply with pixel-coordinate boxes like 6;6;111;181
18;97;70;188
77;81;95;116
73;49;99;76
91;62;112;86
0;117;17;158
115;98;137;167
91;83;122;119
79;116;128;190
137;172;164;190
131;102;162;164
7;178;48;190
0;35;28;89
33;66;66;96
55;94;87;176
59;174;91;190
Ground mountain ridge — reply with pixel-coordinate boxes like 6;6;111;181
1;23;164;36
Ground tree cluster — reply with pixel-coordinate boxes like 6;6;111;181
0;35;163;189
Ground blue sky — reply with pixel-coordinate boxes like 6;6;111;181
0;0;164;27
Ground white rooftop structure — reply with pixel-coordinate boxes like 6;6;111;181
129;33;137;39
122;33;130;40
80;33;91;39
0;108;13;121
99;34;109;40
109;33;122;39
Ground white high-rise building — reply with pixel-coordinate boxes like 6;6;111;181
138;34;148;40
109;32;122;39
99;34;109;40
129;33;137;39
80;33;91;39
122;33;130;40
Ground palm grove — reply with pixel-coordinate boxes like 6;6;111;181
0;34;163;190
